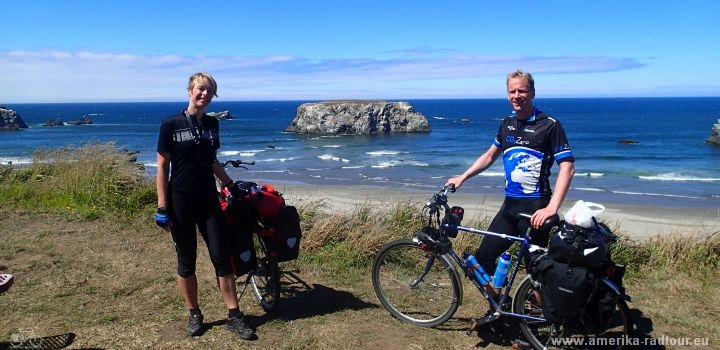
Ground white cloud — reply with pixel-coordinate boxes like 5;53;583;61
0;49;647;103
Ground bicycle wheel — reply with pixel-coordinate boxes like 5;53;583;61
250;233;280;312
513;275;634;350
371;238;462;327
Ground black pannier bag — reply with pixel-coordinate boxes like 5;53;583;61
583;263;626;331
532;254;598;324
272;205;302;262
549;220;608;269
227;222;257;276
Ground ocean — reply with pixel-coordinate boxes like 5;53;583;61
2;98;719;209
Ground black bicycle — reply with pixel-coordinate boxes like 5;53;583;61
371;186;633;349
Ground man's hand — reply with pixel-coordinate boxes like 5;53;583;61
531;207;557;229
155;207;170;229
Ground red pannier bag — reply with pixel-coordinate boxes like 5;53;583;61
222;183;301;262
259;205;302;262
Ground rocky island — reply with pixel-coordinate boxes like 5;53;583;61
285;100;430;135
707;119;720;145
0;105;29;130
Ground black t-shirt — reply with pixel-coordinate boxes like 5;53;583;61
493;109;574;199
157;111;220;193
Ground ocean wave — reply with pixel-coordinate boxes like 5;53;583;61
341;165;366;169
638;173;720;182
371;160;429;168
0;157;33;165
359;174;390;182
260;157;295;163
574;186;707;200
573;187;607;192
323;145;343;148
220;149;266;157
366;150;404;156
317;154;350;162
249;170;287;173
612;190;704;200
477;171;505;177
575;172;605;177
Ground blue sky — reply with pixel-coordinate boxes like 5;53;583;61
1;1;718;103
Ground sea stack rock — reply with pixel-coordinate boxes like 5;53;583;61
285;100;430;135
207;110;233;120
0;105;29;130
706;119;720;145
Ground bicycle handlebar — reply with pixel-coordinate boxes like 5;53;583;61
221;159;256;168
426;185;560;231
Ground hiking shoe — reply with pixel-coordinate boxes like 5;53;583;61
226;316;255;340
186;313;204;336
0;273;14;294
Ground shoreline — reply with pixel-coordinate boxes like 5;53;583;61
3;162;718;240
272;183;720;241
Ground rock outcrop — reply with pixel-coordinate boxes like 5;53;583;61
44;118;64;127
66;116;93;125
208;110;233;120
707;119;720;145
0;105;29;130
285;100;430;135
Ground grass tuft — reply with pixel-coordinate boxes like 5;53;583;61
0;142;154;219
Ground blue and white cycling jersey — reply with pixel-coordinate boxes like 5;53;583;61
493;108;574;199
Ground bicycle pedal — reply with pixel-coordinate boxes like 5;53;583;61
472;312;500;328
549;323;561;337
511;338;531;349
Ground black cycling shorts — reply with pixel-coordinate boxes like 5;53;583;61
169;191;233;277
475;197;551;274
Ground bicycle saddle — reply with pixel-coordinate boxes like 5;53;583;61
515;213;560;231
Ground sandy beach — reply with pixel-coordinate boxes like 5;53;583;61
274;183;720;241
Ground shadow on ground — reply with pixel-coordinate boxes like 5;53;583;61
438;307;665;349
246;269;376;326
632;308;666;350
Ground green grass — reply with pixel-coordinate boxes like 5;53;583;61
0;142;155;220
1;143;719;348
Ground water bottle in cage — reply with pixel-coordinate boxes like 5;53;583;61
492;252;511;288
464;253;491;286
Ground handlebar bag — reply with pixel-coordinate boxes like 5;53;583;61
440;206;464;238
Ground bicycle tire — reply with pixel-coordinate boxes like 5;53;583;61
371;238;462;327
513;275;634;350
250;233;280;312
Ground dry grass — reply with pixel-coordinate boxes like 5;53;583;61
1;144;719;349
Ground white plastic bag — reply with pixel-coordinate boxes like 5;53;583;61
563;200;605;228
